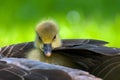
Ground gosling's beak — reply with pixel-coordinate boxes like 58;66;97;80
43;44;52;57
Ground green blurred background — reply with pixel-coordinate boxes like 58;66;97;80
0;0;120;47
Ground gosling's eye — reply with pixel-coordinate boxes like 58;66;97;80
53;35;56;41
36;32;42;41
38;36;42;41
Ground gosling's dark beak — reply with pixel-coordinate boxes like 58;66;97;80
43;44;52;57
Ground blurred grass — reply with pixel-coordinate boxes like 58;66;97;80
0;0;120;47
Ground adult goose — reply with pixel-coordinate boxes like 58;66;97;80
0;20;120;80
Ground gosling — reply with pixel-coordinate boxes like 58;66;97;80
35;20;62;57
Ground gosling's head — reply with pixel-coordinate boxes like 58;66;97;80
35;20;62;57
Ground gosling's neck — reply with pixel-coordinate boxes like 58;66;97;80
27;48;75;67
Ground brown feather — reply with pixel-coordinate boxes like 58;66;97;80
0;58;102;80
0;39;120;80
